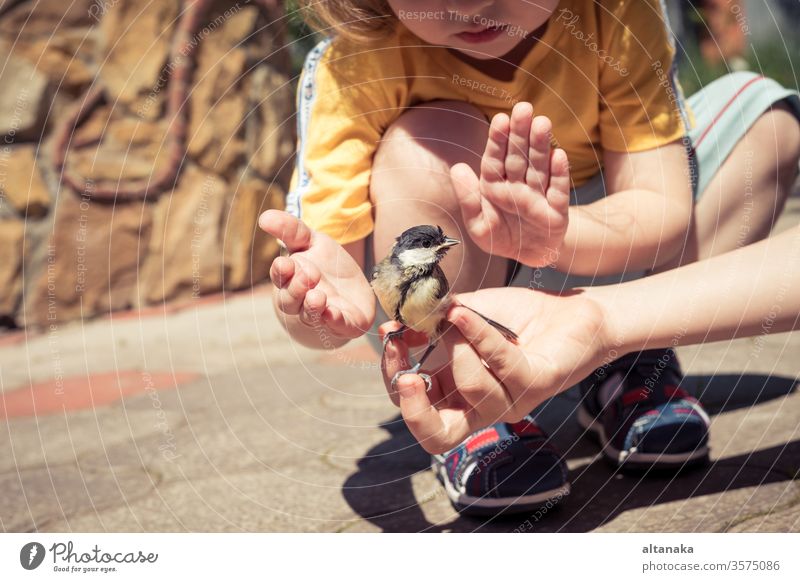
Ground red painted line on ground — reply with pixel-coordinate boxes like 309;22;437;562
0;370;200;420
0;330;30;348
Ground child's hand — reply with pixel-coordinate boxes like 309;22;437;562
450;103;570;268
259;210;374;341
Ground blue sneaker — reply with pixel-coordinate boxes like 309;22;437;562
577;349;710;469
431;416;570;516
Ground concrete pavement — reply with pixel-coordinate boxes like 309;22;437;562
1;199;799;533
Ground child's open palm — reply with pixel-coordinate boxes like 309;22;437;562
259;210;374;340
450;103;570;268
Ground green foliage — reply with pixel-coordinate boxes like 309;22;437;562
284;0;322;75
676;39;728;97
746;37;800;91
677;36;800;97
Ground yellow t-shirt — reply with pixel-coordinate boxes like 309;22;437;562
286;0;693;244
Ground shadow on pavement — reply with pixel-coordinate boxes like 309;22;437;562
342;374;798;532
693;373;797;415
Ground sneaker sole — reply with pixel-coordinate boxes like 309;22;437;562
431;455;571;517
576;407;709;469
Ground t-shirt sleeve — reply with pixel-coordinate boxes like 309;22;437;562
286;38;399;244
597;0;690;152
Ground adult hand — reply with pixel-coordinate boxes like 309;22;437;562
381;287;609;453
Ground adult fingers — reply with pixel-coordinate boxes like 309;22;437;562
442;325;516;422
395;374;470;454
448;306;535;404
381;333;412;407
378;320;403;339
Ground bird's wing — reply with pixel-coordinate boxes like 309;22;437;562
370;258;403;322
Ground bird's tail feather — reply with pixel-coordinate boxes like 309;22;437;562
458;304;519;342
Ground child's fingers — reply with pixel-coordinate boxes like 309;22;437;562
300;288;327;326
322;304;345;330
278;263;316;315
292;255;321;289
258;209;313;253
481;113;510;183
322;304;344;329
277;288;303;315
452;161;505;251
527;115;552;193
270;256;295;288
505;102;534;182
322;303;364;339
546;148;571;215
474;193;506;240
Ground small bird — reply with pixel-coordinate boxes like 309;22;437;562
371;225;518;391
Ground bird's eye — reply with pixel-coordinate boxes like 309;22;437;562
423;241;431;248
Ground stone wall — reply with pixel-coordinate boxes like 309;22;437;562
0;0;293;329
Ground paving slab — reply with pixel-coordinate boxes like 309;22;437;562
1;197;799;532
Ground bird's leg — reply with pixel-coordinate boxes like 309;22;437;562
414;341;438;368
390;341;437;393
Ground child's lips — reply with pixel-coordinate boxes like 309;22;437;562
456;24;507;44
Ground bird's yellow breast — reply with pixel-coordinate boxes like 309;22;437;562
399;276;450;338
370;256;450;339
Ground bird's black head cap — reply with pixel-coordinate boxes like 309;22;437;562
394;225;447;251
391;225;460;267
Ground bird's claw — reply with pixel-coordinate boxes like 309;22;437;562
382;326;407;349
391;370;433;393
418;373;432;392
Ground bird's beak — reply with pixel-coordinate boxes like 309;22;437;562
439;237;460;249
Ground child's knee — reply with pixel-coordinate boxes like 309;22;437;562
370;100;488;209
756;102;800;184
775;105;800;180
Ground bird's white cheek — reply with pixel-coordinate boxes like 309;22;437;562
397;247;437;267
